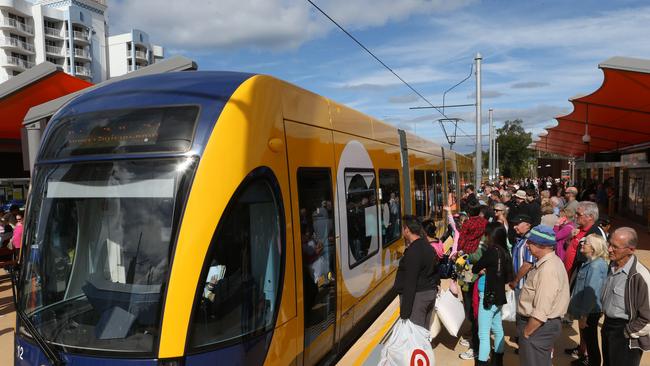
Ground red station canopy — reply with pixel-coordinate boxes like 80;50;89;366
0;64;92;140
534;57;650;157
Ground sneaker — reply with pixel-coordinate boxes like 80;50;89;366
564;346;581;359
459;349;476;360
571;357;589;366
459;337;470;348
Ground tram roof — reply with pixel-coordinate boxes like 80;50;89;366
0;62;92;140
533;56;650;157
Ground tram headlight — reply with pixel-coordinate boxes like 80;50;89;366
176;157;195;172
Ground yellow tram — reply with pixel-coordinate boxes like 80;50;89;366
15;72;472;366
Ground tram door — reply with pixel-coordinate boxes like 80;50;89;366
284;121;338;365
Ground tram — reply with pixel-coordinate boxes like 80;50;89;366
13;71;472;365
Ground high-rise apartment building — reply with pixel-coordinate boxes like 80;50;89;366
0;0;163;83
108;29;164;78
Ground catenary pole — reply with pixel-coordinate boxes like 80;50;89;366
488;108;494;181
475;53;482;188
496;141;499;179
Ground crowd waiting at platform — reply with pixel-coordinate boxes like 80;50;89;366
0;204;23;264
393;177;650;366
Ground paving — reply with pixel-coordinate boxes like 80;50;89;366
2;217;650;365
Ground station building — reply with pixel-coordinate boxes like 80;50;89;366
531;56;650;226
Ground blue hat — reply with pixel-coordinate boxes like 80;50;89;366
528;225;556;246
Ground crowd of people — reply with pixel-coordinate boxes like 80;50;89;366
0;204;23;264
393;178;650;366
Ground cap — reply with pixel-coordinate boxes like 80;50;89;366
528;225;556;246
514;190;527;199
566;187;578;195
511;214;532;225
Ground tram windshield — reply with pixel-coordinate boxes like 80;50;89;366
18;158;195;354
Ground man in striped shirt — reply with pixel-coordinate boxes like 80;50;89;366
509;215;535;297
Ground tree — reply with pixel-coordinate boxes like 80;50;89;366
496;119;534;178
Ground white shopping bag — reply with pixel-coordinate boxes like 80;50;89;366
501;290;516;322
379;319;435;366
435;290;465;337
430;311;442;339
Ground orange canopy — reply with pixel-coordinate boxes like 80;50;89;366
534;57;650;157
0;70;91;140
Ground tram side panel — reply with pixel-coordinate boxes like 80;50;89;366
160;75;298;365
284;120;339;366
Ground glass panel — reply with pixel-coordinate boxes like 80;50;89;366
41;106;199;159
297;168;336;365
414;170;426;219
345;170;378;267
189;179;282;349
379;170;401;246
18;158;195;354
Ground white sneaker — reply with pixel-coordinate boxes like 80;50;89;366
459;337;470;347
459;349;475;360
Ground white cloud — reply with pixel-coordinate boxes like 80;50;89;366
332;66;447;88
108;0;474;51
388;94;419;104
512;81;549;89
467;90;504;99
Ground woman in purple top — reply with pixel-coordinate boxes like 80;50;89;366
553;207;575;261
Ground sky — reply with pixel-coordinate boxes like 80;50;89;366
109;0;650;153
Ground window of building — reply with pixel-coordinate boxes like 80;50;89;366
12;71;22;76
79;12;84;22
188;173;283;349
379;169;401;246
46;57;57;63
345;169;379;267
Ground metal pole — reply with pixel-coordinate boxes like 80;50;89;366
475;53;482;188
488;108;493;181
496;141;499;179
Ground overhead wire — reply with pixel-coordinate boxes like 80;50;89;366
306;0;475;141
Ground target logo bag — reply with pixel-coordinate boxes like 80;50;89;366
378;319;435;366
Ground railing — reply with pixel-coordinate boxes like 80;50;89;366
44;27;62;37
5;56;34;68
46;45;63;55
70;65;92;77
65;30;90;40
129;64;145;71
2;18;33;34
135;50;147;59
0;37;35;52
66;48;91;59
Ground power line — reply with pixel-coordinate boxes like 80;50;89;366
306;0;475;141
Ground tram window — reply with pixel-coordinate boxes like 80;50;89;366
379;169;401;246
414;170;426;219
189;176;283;349
426;170;443;220
41;106;199;159
345;169;379;268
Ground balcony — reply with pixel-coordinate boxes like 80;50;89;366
1;18;33;35
44;27;62;38
135;50;148;60
128;64;146;72
68;65;92;78
3;56;34;69
65;30;90;42
46;45;64;56
66;48;91;60
0;37;35;53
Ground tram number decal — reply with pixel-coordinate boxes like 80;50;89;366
16;344;24;360
410;349;430;366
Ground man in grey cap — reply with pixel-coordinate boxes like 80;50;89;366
564;187;579;215
517;225;570;366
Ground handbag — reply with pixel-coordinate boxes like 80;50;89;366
482;247;503;310
502;290;516;322
438;250;456;279
435;289;465;337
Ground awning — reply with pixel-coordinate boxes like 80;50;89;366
0;62;92;140
533;56;650;157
